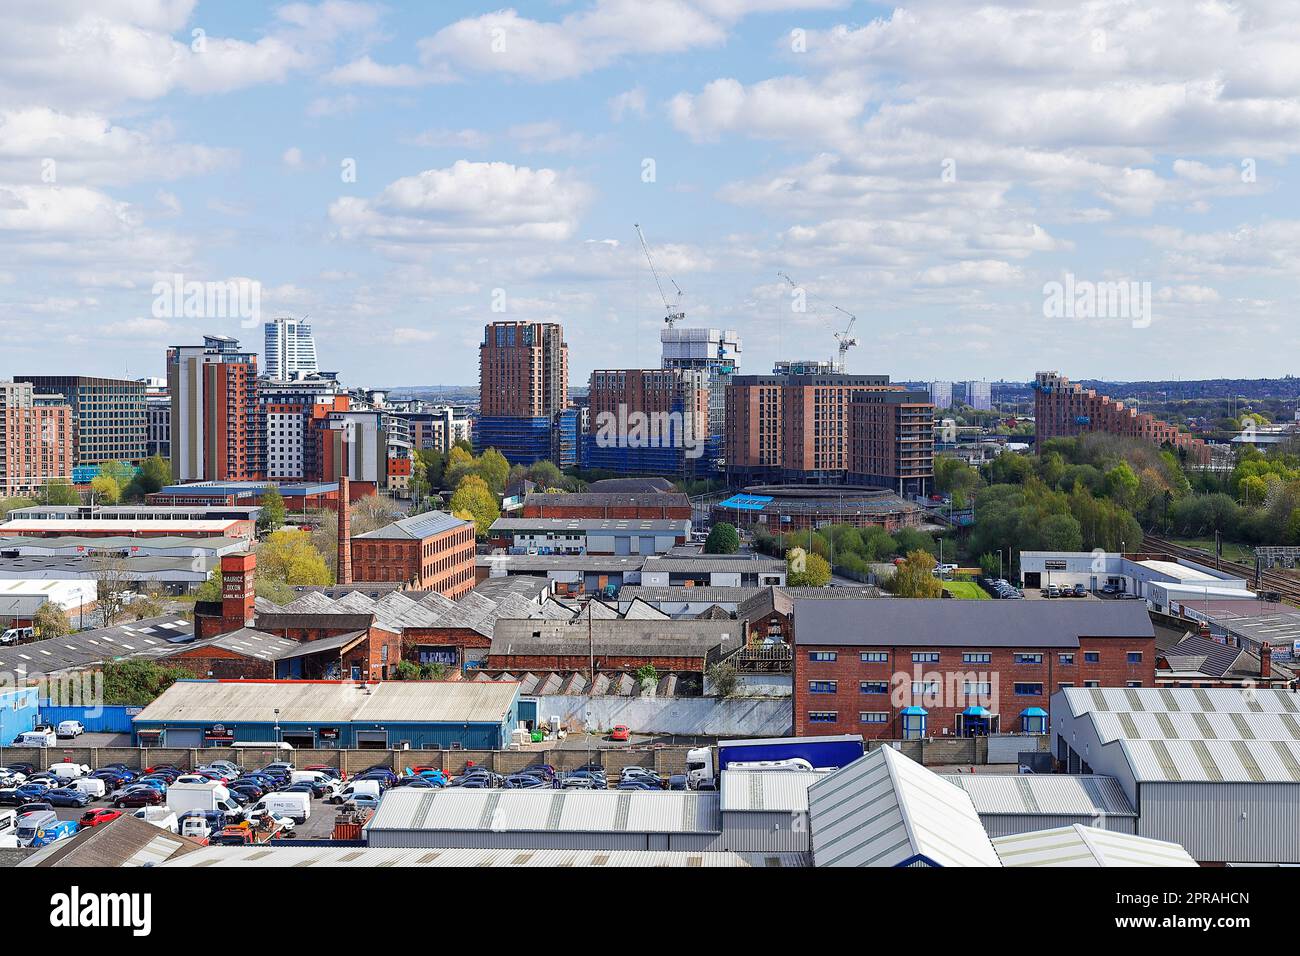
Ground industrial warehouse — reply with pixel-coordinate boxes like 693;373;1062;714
131;680;522;750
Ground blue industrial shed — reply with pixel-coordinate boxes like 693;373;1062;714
132;680;521;750
0;686;40;742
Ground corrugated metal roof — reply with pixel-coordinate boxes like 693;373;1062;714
642;555;786;574
1089;710;1300;744
992;824;1197;867
720;771;825;812
1120;737;1300;783
1062;686;1300;717
365;788;721;834
941;774;1135;817
134;680;520;725
0;613;193;677
159;846;797;867
808;748;1001;867
356;511;470;540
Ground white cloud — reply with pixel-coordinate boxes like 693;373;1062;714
669;76;867;145
609;87;647;121
282;146;305;169
327;56;453;87
328;160;593;246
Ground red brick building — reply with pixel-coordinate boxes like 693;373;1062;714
351;511;476;597
520;492;692;520
1034;371;1211;465
167;335;265;483
792;599;1156;740
485;618;741;682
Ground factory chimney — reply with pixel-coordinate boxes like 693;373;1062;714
338;475;352;585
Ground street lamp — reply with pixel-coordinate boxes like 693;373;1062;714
273;708;281;747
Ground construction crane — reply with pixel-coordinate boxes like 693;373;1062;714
776;272;859;371
635;223;685;328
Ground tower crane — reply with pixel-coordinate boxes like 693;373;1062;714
776;272;859;371
635;223;685;328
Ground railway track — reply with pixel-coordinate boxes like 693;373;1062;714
1143;534;1300;608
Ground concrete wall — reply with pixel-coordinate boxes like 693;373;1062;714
533;695;792;737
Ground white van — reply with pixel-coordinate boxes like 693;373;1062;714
0;626;33;645
130;807;178;833
47;762;90;781
0;809;17;848
332;780;381;805
15;729;55;748
249;792;310;824
55;720;84;739
70;777;106;799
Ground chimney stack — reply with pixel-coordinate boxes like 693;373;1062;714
338;475;352;585
1261;643;1272;680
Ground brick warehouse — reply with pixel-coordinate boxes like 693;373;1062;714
351;511;476;597
520;491;692;520
792;599;1155;740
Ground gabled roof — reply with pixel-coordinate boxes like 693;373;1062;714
992;825;1197;867
354;511;470;540
19;815;201;868
808;747;1001;867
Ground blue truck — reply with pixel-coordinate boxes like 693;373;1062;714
685;734;865;790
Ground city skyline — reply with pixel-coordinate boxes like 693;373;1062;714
0;1;1296;385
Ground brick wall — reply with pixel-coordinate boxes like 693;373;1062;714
793;637;1155;738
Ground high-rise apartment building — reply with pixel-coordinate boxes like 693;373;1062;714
584;368;711;476
929;381;953;410
0;382;74;496
726;370;935;495
476;321;568;464
139;378;170;461
259;377;348;482
167;335;265;482
263;318;319;380
1034;371;1211;465
965;380;992;411
660;327;740;466
15;376;147;466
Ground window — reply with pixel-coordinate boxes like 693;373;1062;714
912;652;940;663
901;711;927;740
808;680;838;694
1059;653;1075;665
1084;652;1100;664
1014;683;1044;696
860;681;888;695
1126;681;1143;688
1084;680;1100;688
859;712;888;724
860;652;887;663
962;682;993;697
963;653;991;664
808;652;837;662
1127;652;1143;664
911;680;940;696
1015;653;1043;665
807;711;838;724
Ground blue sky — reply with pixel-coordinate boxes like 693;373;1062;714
1;0;1297;387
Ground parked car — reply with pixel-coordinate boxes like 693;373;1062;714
342;793;381;811
114;788;164;808
503;774;547;789
55;720;85;739
46;787;91;808
1073;584;1087;597
79;808;123;828
561;776;596;790
608;725;630;742
616;780;660;791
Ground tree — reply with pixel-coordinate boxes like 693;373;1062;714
33;602;71;640
193;568;221;603
100;460;135;494
40;479;79;505
0;496;34;518
89;474;121;504
883;550;945;598
257;529;331;585
978;552;1001;578
787;548;831;587
128;591;165;620
704;522;740;554
449;475;500;536
258;486;287;533
93;555;134;625
351;495;402;536
394;660;420;681
101;659;195;706
636;664;659;689
126;455;172;500
705;661;739;698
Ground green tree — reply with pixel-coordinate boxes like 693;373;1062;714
101;659;196;706
89;474;121;504
706;660;739;698
0;496;35;518
704;522;740;554
40;479;79;505
394;660;420;680
257;529;331;585
33;602;72;639
127;455;172;499
258;486;287;533
883;549;945;598
476;448;511;494
449;475;500;536
787;548;831;586
978;552;1002;578
100;459;135;494
636;664;659;688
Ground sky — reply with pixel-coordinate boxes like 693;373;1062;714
1;0;1298;388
